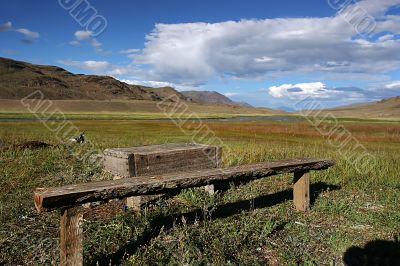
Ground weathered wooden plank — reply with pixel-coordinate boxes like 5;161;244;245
103;156;133;178
103;143;218;177
60;207;83;266
106;143;220;210
103;142;214;158
34;158;335;212
293;171;310;212
134;148;217;176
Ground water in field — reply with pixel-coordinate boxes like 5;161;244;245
210;115;303;122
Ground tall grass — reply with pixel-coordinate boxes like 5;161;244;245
0;119;399;265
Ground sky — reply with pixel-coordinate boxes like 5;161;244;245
1;0;400;109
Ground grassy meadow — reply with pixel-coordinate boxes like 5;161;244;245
0;117;399;265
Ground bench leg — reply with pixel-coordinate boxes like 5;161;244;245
60;207;83;266
113;175;141;212
293;171;310;212
127;196;142;212
203;184;215;195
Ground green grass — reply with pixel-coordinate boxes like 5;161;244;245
0;118;399;265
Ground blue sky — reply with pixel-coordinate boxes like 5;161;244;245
1;0;400;108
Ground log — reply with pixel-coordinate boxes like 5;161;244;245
34;158;335;212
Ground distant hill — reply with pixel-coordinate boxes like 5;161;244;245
0;57;177;101
181;90;252;107
322;96;400;119
0;57;287;116
146;87;191;102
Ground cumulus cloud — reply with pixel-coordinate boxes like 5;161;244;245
74;30;92;40
127;0;400;85
71;30;103;52
0;21;40;43
267;82;366;101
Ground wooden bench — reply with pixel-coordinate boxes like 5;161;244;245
33;157;334;265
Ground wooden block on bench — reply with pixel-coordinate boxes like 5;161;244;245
103;142;221;209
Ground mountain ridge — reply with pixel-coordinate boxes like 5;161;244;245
0;57;188;102
320;96;400;119
181;90;253;107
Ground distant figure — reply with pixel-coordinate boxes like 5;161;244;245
70;132;85;144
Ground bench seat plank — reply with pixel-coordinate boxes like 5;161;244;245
34;158;334;212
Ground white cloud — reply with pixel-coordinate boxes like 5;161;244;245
58;60;110;71
90;38;102;49
384;80;400;89
223;92;241;97
120;79;175;88
128;0;400;85
15;28;40;39
71;30;103;52
267;82;366;101
119;79;200;91
268;82;326;98
0;21;12;32
74;30;92;40
0;21;40;43
120;48;141;54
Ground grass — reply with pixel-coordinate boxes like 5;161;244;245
0;111;295;121
0;99;284;117
0;118;399;265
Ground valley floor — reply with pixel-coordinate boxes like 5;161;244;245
0;118;399;265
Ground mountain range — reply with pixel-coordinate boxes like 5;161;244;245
0;57;251;107
0;57;399;119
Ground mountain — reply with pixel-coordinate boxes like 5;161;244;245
181;90;252;107
181;91;234;104
277;106;296;112
0;57;177;101
0;57;285;115
146;87;191;102
322;96;400;119
235;101;254;108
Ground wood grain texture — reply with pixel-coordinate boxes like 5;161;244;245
293;172;310;212
103;156;133;177
105;143;220;209
34;158;334;212
60;207;83;266
103;143;219;177
103;143;214;158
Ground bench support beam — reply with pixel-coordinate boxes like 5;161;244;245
293;171;310;212
60;207;83;266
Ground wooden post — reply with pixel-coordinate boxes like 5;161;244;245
126;195;141;212
293;171;310;212
60;207;83;266
204;184;215;195
113;175;141;211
